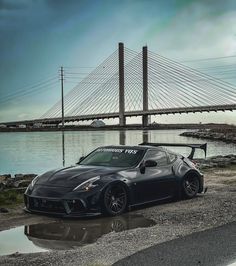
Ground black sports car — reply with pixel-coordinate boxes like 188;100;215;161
24;142;207;217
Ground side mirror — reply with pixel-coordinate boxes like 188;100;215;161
139;162;146;174
145;160;157;167
76;156;85;164
139;160;157;174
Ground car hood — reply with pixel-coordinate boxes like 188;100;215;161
35;165;123;188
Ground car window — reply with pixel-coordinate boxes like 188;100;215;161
145;150;168;167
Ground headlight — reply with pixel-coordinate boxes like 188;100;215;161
25;175;39;193
73;176;100;191
31;175;39;188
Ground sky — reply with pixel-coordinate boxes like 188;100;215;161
0;0;236;124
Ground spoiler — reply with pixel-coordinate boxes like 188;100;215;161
139;142;207;159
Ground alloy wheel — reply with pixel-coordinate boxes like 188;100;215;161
104;184;127;215
183;176;199;198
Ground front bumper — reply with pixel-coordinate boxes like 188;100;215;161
24;194;101;217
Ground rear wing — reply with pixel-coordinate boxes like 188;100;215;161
139;142;207;159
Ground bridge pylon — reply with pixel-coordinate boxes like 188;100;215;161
142;45;149;127
119;42;126;126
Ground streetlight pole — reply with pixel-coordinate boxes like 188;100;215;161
60;66;65;128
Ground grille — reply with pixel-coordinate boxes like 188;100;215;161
26;196;86;214
28;197;65;213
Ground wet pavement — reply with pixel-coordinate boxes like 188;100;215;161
0;214;156;256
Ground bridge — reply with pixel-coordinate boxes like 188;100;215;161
3;43;236;127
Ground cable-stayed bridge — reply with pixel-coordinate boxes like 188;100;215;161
3;43;236;127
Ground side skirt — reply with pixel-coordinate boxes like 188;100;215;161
128;195;173;209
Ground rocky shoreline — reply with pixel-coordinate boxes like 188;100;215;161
195;154;236;169
0;174;36;191
180;130;236;143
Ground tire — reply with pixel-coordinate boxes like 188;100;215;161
102;183;128;216
182;175;200;199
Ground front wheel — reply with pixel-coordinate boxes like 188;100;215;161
102;184;128;216
182;175;199;199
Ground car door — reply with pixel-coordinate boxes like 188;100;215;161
132;149;177;204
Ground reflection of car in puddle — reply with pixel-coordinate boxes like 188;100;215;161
24;214;155;250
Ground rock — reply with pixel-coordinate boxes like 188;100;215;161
211;163;219;168
0;183;5;191
14;174;24;181
14;174;37;181
210;155;222;160
22;174;37;180
224;154;233;158
0;174;11;182
195;155;236;169
13;180;31;188
0;207;9;213
218;162;231;168
211;157;231;164
199;164;212;169
4;178;15;188
0;173;37;190
9;252;21;257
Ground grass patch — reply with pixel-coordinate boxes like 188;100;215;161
0;189;24;207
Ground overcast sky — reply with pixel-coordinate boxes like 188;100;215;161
0;0;236;124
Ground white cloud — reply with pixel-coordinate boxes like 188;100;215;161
151;3;236;60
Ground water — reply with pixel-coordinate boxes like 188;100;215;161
0;214;155;256
0;226;47;255
0;130;236;175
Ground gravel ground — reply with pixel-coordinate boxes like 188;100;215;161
114;222;236;266
0;167;235;266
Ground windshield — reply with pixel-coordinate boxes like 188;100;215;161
79;148;145;167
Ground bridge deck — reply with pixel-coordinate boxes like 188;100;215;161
2;104;236;126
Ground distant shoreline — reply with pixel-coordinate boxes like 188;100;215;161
0;123;235;132
181;128;236;144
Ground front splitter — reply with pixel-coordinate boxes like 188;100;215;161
23;207;101;218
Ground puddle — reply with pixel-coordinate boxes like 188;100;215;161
0;226;47;256
0;214;155;256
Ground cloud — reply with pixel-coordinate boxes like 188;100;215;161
44;0;87;21
0;0;28;10
17;113;28;119
148;0;236;60
45;0;80;8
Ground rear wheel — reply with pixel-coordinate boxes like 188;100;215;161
102;184;128;216
182;175;199;199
